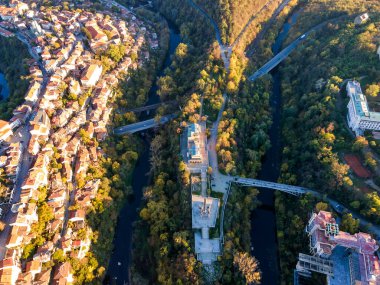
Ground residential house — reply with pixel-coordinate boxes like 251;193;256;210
0;120;13;142
68;209;85;223
0;255;21;285
71;237;90;260
25;81;41;104
25;258;42;279
6;225;27;248
16;271;33;284
80;64;103;87
74;146;89;176
34;269;51;285
354;13;369;25
33;241;53;263
52;262;74;285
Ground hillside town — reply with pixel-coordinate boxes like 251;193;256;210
0;0;158;283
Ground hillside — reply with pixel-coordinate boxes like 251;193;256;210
195;0;275;45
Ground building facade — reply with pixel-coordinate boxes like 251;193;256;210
297;210;380;285
346;81;380;136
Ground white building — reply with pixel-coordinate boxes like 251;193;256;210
354;13;369;25
187;123;202;163
80;64;103;87
346;81;380;136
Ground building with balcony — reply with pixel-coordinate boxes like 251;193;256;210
295;210;380;285
346;81;380;136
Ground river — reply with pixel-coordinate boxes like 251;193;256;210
0;72;10;100
250;11;300;285
104;19;181;285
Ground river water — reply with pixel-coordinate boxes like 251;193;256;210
250;11;299;285
0;72;10;100
104;20;181;285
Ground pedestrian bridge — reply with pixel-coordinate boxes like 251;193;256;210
233;177;310;196
114;114;177;135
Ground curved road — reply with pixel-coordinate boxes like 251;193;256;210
186;0;222;45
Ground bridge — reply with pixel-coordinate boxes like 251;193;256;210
233;176;310;196
248;34;307;81
247;14;353;81
113;114;177;135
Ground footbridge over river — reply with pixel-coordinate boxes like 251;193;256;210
233;177;313;196
113;114;177;135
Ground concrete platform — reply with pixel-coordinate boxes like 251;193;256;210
194;232;221;264
192;195;219;229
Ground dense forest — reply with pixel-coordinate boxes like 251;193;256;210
195;0;282;46
130;1;215;283
0;36;30;120
129;0;273;283
263;0;380;283
108;0;380;284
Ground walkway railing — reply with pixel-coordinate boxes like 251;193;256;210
234;177;308;196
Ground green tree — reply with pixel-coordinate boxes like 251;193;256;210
233;252;261;284
366;84;380;97
340;213;360;234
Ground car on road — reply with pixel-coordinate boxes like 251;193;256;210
300;34;306;39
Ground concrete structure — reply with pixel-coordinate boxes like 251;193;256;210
346;81;380;136
192;195;219;229
187;123;202;162
192;195;221;263
113;114;177;135
248;33;307;81
234;176;310;196
180;121;208;169
183;120;220;265
295;211;380;285
194;231;221;264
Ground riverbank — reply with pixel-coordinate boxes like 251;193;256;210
0;36;30;119
104;18;181;284
249;9;300;285
0;73;10;100
275;1;380;283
